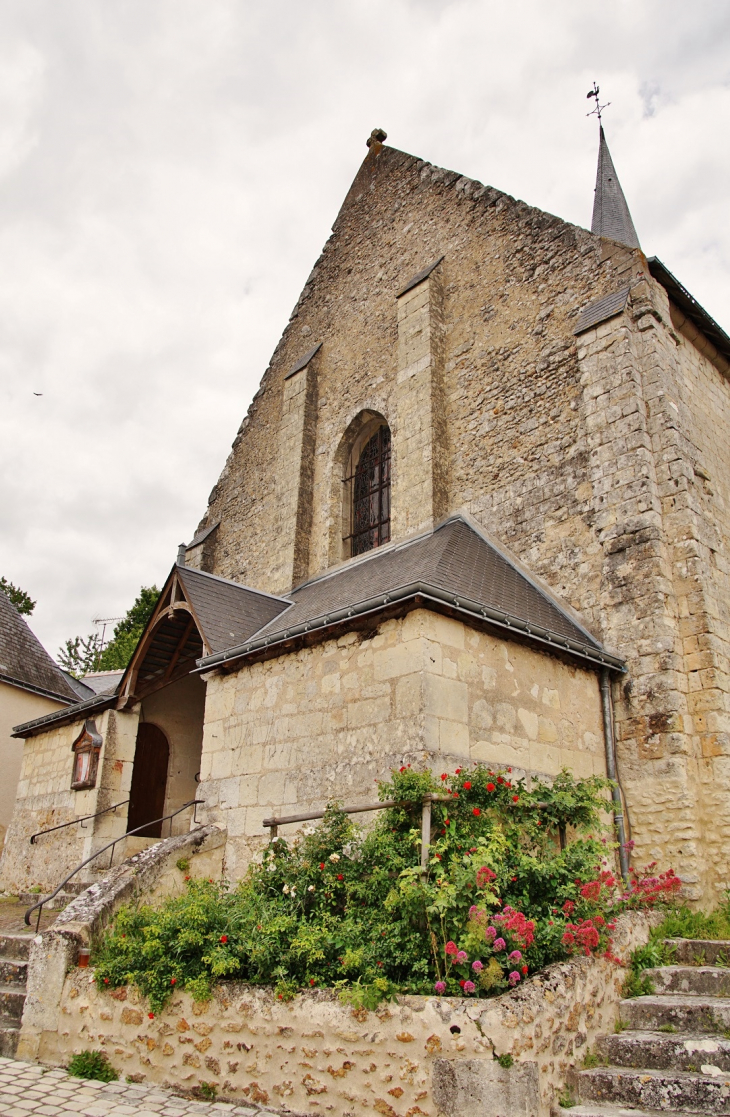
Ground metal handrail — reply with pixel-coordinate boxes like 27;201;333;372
25;799;205;932
29;799;130;844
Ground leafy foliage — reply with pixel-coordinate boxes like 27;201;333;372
653;895;730;942
58;585;159;676
93;764;678;1012
67;1050;118;1082
0;576;35;615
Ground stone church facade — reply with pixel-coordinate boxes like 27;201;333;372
2;129;729;907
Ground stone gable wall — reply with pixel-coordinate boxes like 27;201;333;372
199;608;605;880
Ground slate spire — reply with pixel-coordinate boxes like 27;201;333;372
591;126;640;250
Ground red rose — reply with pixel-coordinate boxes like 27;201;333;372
148;1013;154;1019
455;768;462;774
459;979;466;987
220;935;228;944
444;819;450;826
310;978;316;986
441;773;448;780
399;766;406;772
497;776;504;784
337;874;344;880
472;808;481;817
103;978;109;984
487;783;495;792
463;781;472;790
319;863;325;870
521;965;528;975
512;795;519;802
171;977;176;985
184;875;191;881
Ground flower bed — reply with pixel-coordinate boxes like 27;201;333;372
93;765;680;1011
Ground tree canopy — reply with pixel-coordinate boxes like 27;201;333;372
58;585;159;677
0;576;36;616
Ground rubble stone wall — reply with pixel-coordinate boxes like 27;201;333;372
48;912;654;1117
199;608;605;880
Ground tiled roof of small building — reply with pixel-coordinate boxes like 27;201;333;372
201;516;623;673
176;566;290;654
0;591;79;702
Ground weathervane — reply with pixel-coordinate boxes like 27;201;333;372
586;81;610;125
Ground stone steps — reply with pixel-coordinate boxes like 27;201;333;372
620;993;730;1033
666;941;730;967
575;1065;730;1113
0;931;29;1058
596;1029;730;1073
644;966;730;998
568;940;730;1116
560;1106;712;1117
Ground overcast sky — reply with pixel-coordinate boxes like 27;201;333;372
1;0;728;659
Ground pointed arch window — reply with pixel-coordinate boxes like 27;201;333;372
344;425;391;556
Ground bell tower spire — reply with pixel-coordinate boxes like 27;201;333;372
586;84;640;250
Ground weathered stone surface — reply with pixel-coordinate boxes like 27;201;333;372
619;994;730;1034
597;1028;730;1072
576;1064;730;1113
667;939;730;966
643;965;730;998
432;1055;540;1117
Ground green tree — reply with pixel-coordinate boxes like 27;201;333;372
0;576;36;616
58;585;159;678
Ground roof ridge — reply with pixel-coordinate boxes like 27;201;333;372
176;563;291;604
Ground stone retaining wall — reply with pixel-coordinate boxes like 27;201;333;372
47;912;654;1117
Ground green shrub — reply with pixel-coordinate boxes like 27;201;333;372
654;896;730;942
496;1052;513;1068
93;764;678;1012
67;1050;118;1082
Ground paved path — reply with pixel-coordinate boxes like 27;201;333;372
0;1056;276;1117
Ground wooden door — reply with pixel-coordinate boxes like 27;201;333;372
127;723;169;838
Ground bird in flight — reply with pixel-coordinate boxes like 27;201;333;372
33;392;43;396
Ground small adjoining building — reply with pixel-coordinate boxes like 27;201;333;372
2;126;730;906
0;592;83;851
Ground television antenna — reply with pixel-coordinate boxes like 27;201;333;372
93;615;124;651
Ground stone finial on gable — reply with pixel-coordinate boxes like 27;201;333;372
366;128;387;154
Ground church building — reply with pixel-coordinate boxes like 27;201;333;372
2;127;729;908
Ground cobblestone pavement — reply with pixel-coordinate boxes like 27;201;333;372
0;1057;277;1117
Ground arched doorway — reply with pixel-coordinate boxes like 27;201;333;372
127;722;170;838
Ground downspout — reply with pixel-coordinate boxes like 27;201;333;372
600;668;630;882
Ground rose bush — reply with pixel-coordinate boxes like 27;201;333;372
93;764;681;1011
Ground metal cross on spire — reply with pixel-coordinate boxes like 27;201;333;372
586;82;610;125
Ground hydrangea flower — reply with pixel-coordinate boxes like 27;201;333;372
472;960;484;972
509;950;522;961
485;927;497;940
493;937;506;951
463;980;476;994
508;971;521;986
445;941;458;955
434;981;446;994
456;950;468;964
329;853;340;862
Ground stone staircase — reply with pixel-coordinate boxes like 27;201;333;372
0;932;30;1057
17;878;90;913
563;938;730;1117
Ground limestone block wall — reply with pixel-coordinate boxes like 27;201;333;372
0;707;140;895
198;608;605;880
48;912;653;1117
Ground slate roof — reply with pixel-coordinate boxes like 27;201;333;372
591;127;640;250
200;516;623;673
80;670;125;695
574;286;630;336
648;257;730;364
176;566;290;654
0;591;79;702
